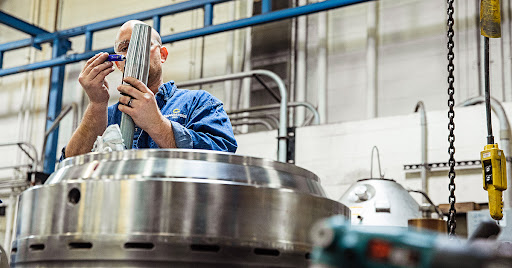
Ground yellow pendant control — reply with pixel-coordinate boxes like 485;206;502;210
481;144;507;220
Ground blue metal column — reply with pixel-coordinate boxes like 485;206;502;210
43;38;69;173
153;15;161;33
261;0;272;13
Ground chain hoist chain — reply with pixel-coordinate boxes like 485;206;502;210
446;0;457;236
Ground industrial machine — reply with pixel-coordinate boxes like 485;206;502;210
339;147;423;227
10;149;350;267
309;216;512;268
339;178;420;227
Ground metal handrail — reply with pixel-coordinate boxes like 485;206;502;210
179;70;288;162
229;115;279;129
41;103;78;166
0;142;39;183
227;101;320;126
231;119;273;130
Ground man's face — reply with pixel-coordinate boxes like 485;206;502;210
114;25;163;87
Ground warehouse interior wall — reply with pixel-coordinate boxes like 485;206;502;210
1;0;512;209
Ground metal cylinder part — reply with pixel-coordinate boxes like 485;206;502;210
11;149;349;267
339;178;420;227
120;23;152;149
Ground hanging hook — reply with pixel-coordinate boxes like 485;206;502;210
370;146;385;179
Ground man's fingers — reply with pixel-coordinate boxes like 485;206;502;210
117;84;144;99
85;53;101;65
92;64;115;83
118;103;133;115
123;77;153;95
89;61;113;79
119;96;131;106
83;53;109;75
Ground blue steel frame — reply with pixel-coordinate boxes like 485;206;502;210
0;0;372;173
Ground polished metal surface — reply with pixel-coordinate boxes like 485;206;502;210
339;178;420;227
48;149;326;196
12;149;349;267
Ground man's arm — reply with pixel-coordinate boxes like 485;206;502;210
117;77;236;152
64;53;115;158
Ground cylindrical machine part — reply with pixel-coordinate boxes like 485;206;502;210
11;149;349;267
339;178;420;227
120;23;152;149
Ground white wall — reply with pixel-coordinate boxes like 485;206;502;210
236;102;511;207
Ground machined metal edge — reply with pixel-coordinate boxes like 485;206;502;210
56;149;320;182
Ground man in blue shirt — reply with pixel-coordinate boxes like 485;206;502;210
63;20;237;158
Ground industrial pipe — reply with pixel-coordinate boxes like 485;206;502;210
460;96;512;208
231;119;273;130
228;101;320;126
179;70;288;162
41;103;78;167
229;114;279;129
0;142;39;176
366;1;379;118
414;101;428;204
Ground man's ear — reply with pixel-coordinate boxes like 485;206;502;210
160;46;168;63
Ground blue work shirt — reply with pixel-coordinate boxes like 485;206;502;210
107;80;237;152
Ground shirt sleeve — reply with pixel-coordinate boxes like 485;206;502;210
173;92;237;153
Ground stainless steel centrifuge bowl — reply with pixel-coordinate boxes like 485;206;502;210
12;149;349;267
48;149;326;196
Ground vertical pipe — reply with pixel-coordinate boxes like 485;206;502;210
43;38;67;174
295;0;307;127
3;193;14;252
317;11;328;124
261;0;272;14
224;1;236;110
84;31;92;52
204;3;213;27
366;1;379;119
241;0;253;133
414;101;428;204
153;15;161;33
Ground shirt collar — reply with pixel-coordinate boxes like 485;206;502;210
155;80;176;103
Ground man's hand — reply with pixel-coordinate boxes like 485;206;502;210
78;52;115;105
117;77;168;135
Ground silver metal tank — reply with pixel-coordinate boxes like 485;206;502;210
339;178;420;227
11;149;349;267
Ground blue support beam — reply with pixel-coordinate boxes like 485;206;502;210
204;3;214;27
261;0;272;14
0;11;50;36
85;31;93;52
0;0;230;53
153;15;161;33
0;0;372;77
43;38;69;173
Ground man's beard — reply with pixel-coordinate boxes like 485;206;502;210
147;63;162;89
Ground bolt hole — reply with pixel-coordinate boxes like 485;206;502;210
11;248;17;253
124;242;154;250
68;188;81;205
254;248;280;256
29;244;45;251
69;242;92;249
190;244;220;252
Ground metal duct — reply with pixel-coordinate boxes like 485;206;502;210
120;23;151;149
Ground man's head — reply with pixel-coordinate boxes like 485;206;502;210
114;20;168;92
